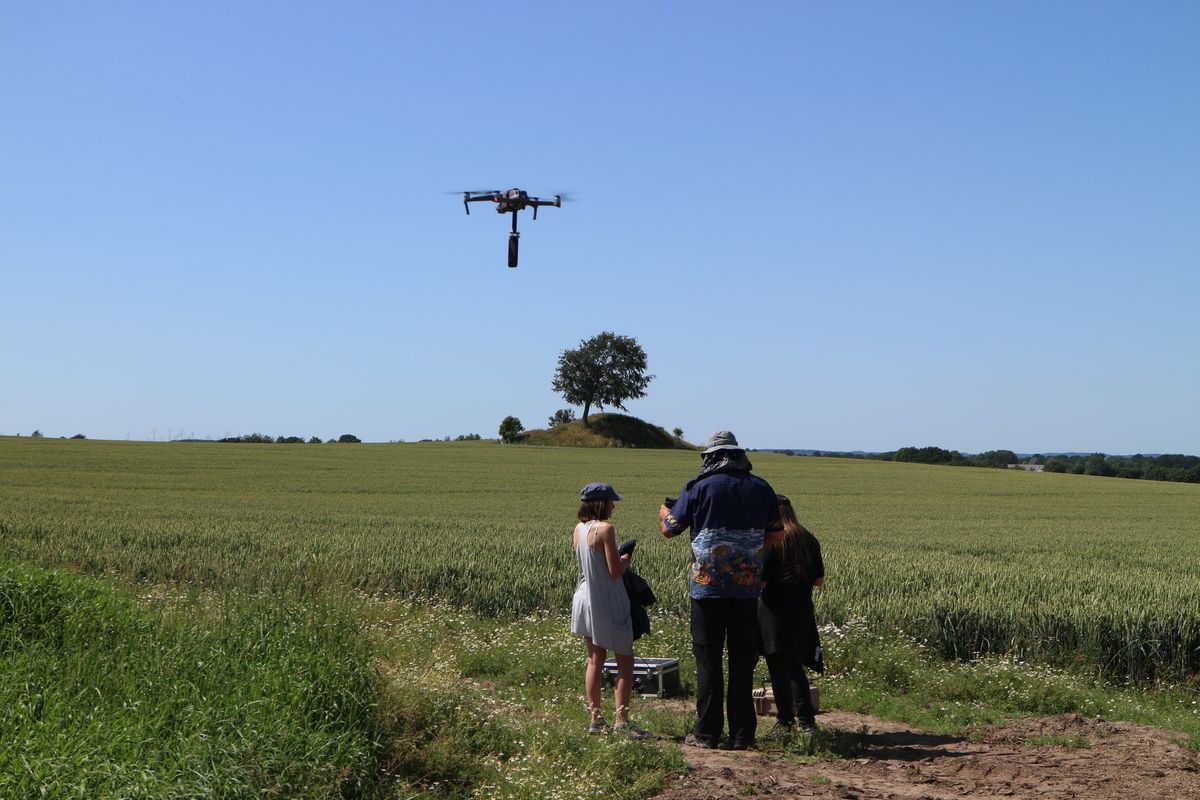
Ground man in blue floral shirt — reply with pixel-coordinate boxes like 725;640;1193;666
659;430;783;750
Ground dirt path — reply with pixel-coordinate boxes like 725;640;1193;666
652;711;1199;799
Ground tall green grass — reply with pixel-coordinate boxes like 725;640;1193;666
0;561;381;798
2;436;1199;681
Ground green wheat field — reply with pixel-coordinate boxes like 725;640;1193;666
6;437;1198;679
3;436;1199;797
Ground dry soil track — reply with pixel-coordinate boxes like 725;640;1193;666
652;710;1199;800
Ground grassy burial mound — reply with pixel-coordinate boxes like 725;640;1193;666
522;413;694;449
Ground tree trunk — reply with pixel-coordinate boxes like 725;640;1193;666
582;400;592;426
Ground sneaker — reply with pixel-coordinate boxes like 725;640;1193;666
588;716;609;734
797;718;819;733
727;739;755;751
683;733;718;749
612;720;652;739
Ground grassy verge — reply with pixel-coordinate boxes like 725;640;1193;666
360;598;1198;796
0;562;382;798
0;561;683;799
364;599;684;799
3;560;1196;798
818;617;1200;747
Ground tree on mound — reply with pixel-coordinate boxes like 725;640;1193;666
548;408;576;428
552;331;654;425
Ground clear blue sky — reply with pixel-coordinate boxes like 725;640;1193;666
3;2;1197;453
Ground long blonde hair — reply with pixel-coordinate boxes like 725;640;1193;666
771;494;812;581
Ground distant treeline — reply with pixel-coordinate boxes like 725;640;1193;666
215;432;486;444
779;447;1200;484
1038;452;1200;482
217;433;361;444
875;447;1022;468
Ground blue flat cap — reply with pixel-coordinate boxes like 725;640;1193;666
580;482;623;501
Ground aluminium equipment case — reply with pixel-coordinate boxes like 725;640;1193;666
602;657;681;698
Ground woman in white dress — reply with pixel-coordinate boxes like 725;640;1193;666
570;482;648;736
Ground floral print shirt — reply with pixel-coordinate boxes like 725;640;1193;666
663;470;782;600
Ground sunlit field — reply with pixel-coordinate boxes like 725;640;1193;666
4;436;1199;682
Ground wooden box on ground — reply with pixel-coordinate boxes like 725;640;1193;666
752;685;821;716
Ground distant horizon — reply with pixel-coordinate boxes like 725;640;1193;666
2;431;1193;460
765;448;1176;458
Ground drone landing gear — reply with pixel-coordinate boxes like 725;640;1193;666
508;212;520;268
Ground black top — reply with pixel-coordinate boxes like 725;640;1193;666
757;534;824;658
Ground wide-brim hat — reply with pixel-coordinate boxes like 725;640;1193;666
701;430;742;454
580;482;623;502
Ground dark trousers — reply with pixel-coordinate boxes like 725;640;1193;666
690;597;759;745
764;651;816;724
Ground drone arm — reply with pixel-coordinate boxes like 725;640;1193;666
528;195;561;221
463;194;498;215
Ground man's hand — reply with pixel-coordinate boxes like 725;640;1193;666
659;505;677;537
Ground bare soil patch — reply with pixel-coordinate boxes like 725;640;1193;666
652;710;1199;800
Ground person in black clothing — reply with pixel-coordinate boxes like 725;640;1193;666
758;494;825;732
659;430;783;750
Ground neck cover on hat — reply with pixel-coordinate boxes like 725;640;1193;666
698;449;753;478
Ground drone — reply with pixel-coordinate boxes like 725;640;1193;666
459;188;563;268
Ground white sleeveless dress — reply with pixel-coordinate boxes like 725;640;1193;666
570;521;633;656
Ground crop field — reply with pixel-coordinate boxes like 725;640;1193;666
3;436;1200;683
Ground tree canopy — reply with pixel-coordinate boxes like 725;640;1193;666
548;408;576;428
551;331;653;424
498;416;523;444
